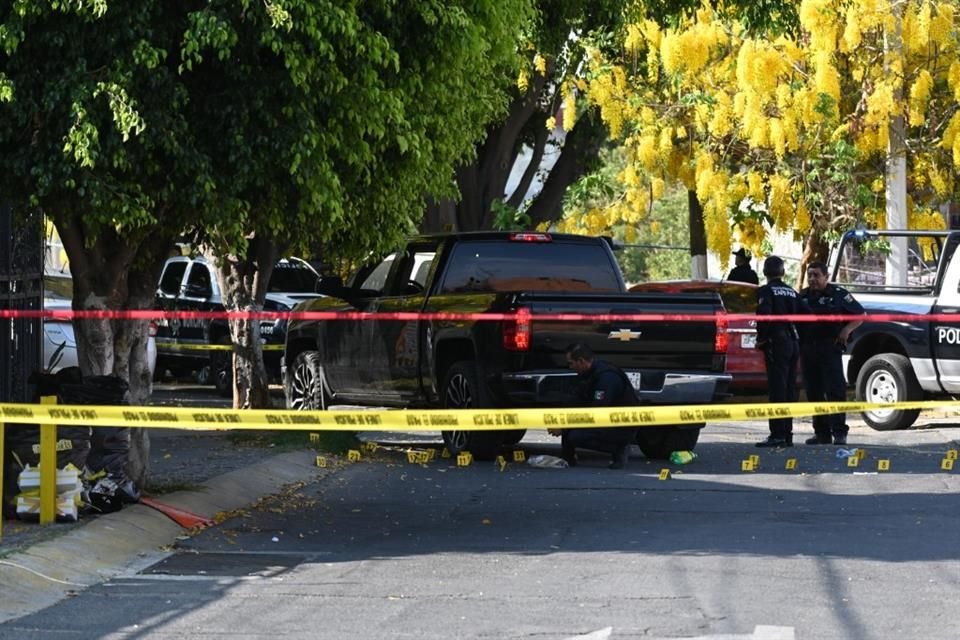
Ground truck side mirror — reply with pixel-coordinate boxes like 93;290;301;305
317;275;343;295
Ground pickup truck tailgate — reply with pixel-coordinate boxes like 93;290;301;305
519;292;723;372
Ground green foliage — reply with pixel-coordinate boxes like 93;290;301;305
561;148;689;283
0;0;533;269
615;189;691;283
492;198;532;231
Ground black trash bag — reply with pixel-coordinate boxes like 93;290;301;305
85;473;140;514
62;375;132;479
60;375;140;507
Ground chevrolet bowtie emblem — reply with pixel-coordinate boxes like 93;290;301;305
608;328;641;342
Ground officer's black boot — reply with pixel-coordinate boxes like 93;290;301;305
756;435;792;448
609;444;629;469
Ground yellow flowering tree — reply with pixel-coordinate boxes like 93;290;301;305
563;0;956;274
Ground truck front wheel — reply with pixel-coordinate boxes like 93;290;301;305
286;351;330;411
440;361;502;460
635;425;702;460
856;353;921;431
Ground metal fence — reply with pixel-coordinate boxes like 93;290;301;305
0;206;42;403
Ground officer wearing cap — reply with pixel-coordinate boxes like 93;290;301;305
799;261;865;445
755;255;803;447
728;248;759;284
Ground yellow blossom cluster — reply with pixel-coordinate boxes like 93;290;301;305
561;0;960;258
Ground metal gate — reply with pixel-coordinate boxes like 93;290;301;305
0;206;42;403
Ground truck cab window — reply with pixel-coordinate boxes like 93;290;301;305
185;264;213;298
159;262;188;296
358;255;395;294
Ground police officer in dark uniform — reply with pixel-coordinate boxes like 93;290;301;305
549;343;637;469
755;256;803;447
728;248;760;284
799;261;865;445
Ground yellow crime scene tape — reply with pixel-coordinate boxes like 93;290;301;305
1;399;959;432
153;342;283;351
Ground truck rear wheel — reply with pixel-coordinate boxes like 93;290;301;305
440;361;502;460
856;353;921;431
635;425;702;460
286;351;330;411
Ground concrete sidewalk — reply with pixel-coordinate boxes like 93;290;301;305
0;443;332;624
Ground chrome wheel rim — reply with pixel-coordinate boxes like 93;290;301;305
864;369;898;420
445;373;472;450
290;359;325;410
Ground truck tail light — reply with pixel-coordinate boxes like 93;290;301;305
503;307;531;351
148;321;158;338
714;311;728;354
509;232;551;242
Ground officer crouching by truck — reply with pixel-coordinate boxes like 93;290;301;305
754;256;803;448
548;343;638;469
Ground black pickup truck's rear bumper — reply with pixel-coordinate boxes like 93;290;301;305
499;369;731;406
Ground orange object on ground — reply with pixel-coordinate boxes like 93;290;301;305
140;496;214;529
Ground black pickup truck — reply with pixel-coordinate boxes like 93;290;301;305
282;232;730;458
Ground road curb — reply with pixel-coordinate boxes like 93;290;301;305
0;449;328;624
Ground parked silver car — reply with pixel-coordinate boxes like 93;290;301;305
43;274;157;375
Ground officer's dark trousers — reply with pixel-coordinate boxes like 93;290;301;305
562;428;634;457
763;335;799;439
801;343;848;438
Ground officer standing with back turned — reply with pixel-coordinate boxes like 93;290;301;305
755;256;803;447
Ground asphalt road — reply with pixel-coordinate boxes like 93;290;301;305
3;416;960;640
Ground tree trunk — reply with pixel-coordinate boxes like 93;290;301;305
798;231;830;289
687;190;708;279
209;236;277;410
55;214;175;488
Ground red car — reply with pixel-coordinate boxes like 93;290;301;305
629;280;766;394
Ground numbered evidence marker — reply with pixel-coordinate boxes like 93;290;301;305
856;448;866;460
457;452;473;467
748;454;760;466
407;450;431;464
941;458;955;471
658;468;671;480
785;458;797;470
878;459;891;472
315;456;327;468
364;441;379;453
946;449;958;460
347;450;361;462
309;433;320;443
847;455;860;468
512;450;526;462
741;459;755;472
496;456;507;472
441;447;452;459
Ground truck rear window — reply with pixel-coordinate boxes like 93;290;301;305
440;240;620;293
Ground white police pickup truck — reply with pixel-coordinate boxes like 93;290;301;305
832;228;960;430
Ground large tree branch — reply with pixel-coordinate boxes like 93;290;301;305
507;116;549;210
526;115;606;227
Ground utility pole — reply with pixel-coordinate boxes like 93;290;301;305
885;0;908;286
